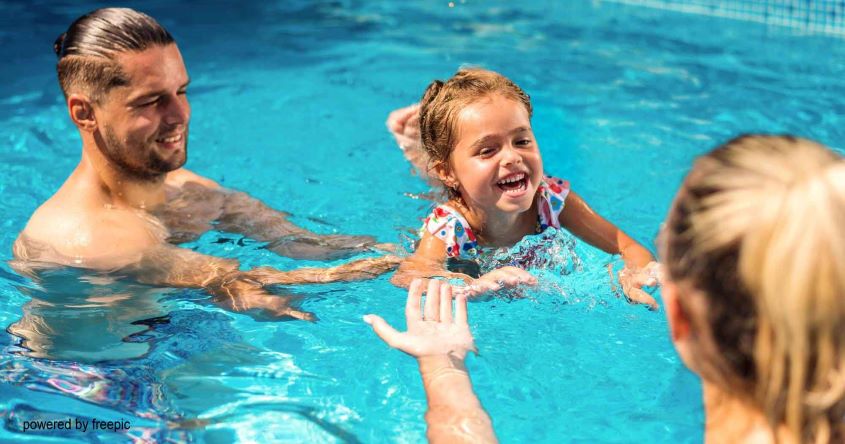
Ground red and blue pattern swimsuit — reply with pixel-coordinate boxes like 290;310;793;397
420;175;570;258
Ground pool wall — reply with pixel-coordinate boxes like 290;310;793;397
602;0;845;35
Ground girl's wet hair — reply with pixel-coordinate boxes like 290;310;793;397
418;68;532;197
664;135;845;442
54;8;174;102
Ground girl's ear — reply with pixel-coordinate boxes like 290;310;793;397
434;161;459;189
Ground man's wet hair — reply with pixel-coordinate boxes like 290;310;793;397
54;8;174;102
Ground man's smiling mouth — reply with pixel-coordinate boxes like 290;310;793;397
156;133;183;146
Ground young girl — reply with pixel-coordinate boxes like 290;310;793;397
390;68;659;307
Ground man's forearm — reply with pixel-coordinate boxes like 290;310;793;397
216;190;377;260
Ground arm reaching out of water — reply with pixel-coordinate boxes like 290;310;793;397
559;191;661;309
391;231;536;298
364;279;497;444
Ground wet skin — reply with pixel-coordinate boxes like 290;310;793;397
13;44;399;321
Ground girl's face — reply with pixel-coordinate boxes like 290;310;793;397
442;94;543;216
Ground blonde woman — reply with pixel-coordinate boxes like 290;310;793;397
366;135;845;443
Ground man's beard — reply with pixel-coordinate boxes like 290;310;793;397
99;125;188;180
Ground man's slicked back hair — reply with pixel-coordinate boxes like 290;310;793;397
54;8;174;102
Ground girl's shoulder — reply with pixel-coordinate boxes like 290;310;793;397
537;174;571;230
420;202;478;258
540;174;570;198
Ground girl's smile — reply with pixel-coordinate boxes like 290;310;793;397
443;93;544;216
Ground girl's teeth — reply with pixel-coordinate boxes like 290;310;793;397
497;173;525;185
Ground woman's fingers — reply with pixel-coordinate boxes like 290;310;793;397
424;279;441;321
440;283;453;323
455;293;469;326
406;278;424;322
364;314;407;350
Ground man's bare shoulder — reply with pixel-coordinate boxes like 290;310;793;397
17;190;166;269
166;168;220;189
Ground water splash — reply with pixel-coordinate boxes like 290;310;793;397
475;227;583;276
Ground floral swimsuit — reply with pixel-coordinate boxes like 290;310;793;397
420;175;570;258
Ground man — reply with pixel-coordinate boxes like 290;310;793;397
13;8;398;320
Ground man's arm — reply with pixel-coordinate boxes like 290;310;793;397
214;190;383;260
167;167;390;261
126;244;401;319
13;232;399;320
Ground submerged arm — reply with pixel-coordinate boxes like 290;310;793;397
127;244;399;319
215;190;385;261
391;233;474;288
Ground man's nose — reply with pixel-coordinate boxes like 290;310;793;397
163;94;190;126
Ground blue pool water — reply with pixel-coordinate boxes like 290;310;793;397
1;1;844;442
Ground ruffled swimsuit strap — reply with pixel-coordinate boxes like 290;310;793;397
420;204;479;258
536;174;571;231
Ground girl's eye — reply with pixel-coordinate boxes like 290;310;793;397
516;138;532;146
478;147;496;156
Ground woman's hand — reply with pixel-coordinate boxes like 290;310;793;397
364;279;475;360
617;261;662;310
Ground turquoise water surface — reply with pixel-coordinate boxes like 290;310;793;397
1;1;844;442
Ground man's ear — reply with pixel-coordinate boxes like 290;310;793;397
68;94;97;132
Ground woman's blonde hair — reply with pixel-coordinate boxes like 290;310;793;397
664;135;845;442
418;68;531;198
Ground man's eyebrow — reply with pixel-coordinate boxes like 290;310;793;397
129;79;191;102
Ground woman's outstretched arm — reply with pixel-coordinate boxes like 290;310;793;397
365;279;498;443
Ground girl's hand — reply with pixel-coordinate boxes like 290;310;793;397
462;266;537;298
364;279;476;360
617;261;662;310
386;103;422;152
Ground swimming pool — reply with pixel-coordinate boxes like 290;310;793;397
1;0;844;442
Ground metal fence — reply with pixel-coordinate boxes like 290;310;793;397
601;0;845;35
